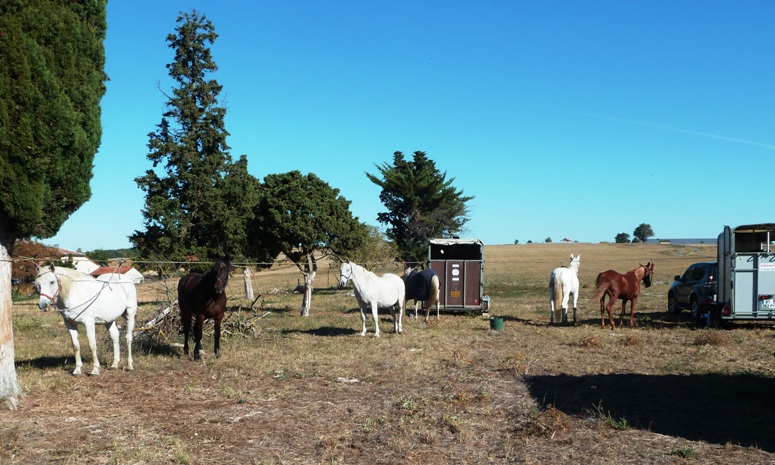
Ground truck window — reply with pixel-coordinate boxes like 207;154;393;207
689;265;707;281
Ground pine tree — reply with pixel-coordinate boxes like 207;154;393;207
131;11;258;264
366;151;473;264
0;0;107;409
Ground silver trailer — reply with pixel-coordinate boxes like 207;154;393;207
716;223;775;323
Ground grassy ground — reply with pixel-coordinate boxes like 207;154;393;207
3;243;775;464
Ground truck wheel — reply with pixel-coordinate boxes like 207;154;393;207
667;294;679;314
690;298;700;319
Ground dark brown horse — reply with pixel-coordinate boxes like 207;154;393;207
592;261;654;329
178;258;231;360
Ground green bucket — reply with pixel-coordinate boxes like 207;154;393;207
489;317;504;331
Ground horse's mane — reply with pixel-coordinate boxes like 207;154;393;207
52;267;96;296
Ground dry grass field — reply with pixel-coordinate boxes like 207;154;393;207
4;242;775;464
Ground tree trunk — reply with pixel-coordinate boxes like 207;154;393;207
244;267;254;301
0;234;21;409
300;270;316;317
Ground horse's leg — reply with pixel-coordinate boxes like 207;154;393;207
214;311;224;358
572;290;579;324
550;287;556;324
181;305;191;357
390;306;398;334
193;313;205;360
629;298;638;328
359;307;368;336
371;301;380;337
561;289;570;324
606;296;617;330
84;320;100;375
106;321;120;369
124;307;136;371
396;300;404;334
64;319;83;375
618;300;627;328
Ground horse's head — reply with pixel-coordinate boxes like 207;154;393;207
34;263;59;311
212;258;231;294
338;260;353;288
569;254;581;274
641;260;655;288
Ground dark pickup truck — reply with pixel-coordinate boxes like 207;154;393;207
667;261;717;322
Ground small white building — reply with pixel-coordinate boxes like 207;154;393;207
58;249;100;274
91;266;145;284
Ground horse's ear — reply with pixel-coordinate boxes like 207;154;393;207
49;263;55;272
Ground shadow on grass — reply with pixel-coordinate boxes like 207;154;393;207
283;326;358;337
16;356;72;371
527;372;775;452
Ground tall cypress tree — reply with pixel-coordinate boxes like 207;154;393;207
0;0;107;409
366;151;473;264
132;10;257;264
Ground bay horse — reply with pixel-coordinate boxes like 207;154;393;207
338;260;405;337
178;257;231;360
549;254;580;324
592;261;654;329
403;267;441;321
35;264;138;375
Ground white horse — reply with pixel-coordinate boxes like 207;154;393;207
35;264;138;375
338;260;405;337
549;254;580;324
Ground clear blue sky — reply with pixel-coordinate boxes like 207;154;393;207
47;1;775;251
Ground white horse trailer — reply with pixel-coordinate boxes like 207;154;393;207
716;223;775;324
427;238;490;313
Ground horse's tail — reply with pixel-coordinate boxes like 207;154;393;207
552;274;563;308
591;276;610;303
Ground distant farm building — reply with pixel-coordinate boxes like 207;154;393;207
91;266;145;284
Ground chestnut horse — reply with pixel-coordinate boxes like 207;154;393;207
178;258;231;360
592;261;654;329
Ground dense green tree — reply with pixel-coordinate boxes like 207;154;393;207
0;0;107;409
615;232;631;243
249;171;369;316
366;151;473;264
131;11;258;266
633;223;654;243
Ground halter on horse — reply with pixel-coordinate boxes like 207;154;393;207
592;261;654;329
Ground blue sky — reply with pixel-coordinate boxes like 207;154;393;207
47;1;775;251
